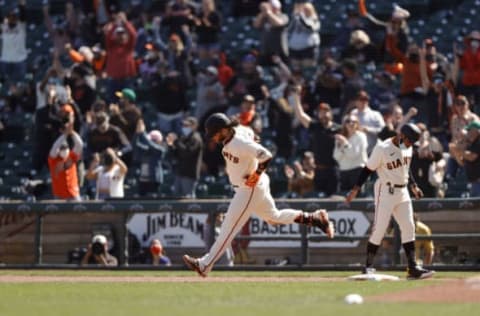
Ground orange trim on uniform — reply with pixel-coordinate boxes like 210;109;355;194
204;188;256;269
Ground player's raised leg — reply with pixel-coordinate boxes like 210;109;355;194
255;187;334;238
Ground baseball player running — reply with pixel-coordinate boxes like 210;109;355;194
183;113;335;277
346;123;434;280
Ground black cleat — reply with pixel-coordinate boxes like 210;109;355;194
407;265;435;280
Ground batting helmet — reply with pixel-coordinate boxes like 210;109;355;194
205;113;232;137
400;123;421;143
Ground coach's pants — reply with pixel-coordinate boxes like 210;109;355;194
369;181;415;246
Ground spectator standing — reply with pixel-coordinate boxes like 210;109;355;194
461;121;480;197
194;0;222;62
133;120;167;197
455;31;480;113
165;32;193;85
253;0;289;65
86;148;128;199
283;151;315;197
85;111;131;162
341;30;380;64
162;0;195;40
411;123;445;198
104;12;137;101
42;1;77;56
48;125;83;201
291;87;340;197
195;66;226;124
333;114;368;192
153;71;189;135
0;0;27;83
287;1;320;68
225;54;267;108
385;33;432;122
340;59;365;111
378;105;417;141
447;95;479;181
350;90;385;154
167;117;203;198
110;88;142;141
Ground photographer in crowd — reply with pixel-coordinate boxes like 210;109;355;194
81;234;118;266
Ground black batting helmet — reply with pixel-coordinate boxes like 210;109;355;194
205;113;232;137
400;123;421;143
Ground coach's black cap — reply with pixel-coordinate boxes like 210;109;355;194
205;113;232;138
401;123;421;143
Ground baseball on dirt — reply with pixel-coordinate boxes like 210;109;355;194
344;293;364;304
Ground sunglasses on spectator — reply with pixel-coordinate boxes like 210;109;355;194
345;119;358;124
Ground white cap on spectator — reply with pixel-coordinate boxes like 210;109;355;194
92;234;107;245
148;130;163;143
392;4;410;20
270;0;282;10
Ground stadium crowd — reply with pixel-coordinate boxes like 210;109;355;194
0;0;480;202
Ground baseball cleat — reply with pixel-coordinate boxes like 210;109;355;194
362;267;376;275
312;209;335;239
183;255;207;278
406;266;435;280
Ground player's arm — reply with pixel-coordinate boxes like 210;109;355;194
408;168;424;199
245;144;273;187
346;144;382;202
346;167;374;203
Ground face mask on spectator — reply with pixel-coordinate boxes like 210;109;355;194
471;40;480;49
182;127;192;135
59;148;69;159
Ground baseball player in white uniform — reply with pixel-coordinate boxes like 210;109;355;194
183;113;335;277
346;123;434;280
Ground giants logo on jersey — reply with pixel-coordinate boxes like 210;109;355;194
386;156;411;170
223;151;239;163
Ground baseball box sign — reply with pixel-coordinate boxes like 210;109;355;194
248;210;370;248
127;210;370;248
127;212;208;247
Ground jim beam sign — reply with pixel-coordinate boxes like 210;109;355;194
127;212;208;247
127;210;370;248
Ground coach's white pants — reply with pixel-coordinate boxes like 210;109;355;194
369;180;415;246
199;177;302;274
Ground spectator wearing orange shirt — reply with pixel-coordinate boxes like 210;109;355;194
456;31;480;114
48;123;83;201
386;31;432;124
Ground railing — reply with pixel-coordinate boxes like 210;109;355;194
0;198;479;268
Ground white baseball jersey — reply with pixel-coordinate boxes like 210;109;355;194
366;137;415;246
366;138;412;186
222;125;272;188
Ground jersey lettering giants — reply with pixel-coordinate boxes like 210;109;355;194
366;138;412;185
386;157;411;170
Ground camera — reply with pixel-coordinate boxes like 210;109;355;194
91;241;105;255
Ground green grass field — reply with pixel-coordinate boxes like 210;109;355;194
0;271;478;316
